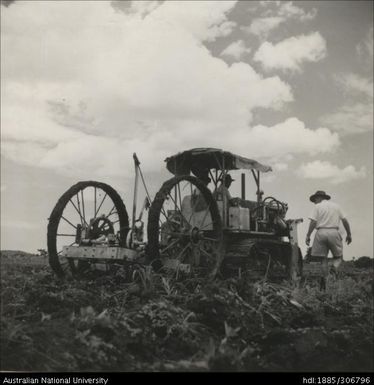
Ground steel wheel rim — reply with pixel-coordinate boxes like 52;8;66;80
47;181;129;277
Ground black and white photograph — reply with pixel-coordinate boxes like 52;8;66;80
1;0;373;378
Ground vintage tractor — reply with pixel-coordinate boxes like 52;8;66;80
47;148;303;280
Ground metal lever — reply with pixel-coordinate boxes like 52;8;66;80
133;152;140;166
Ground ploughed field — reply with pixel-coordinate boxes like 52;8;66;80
1;251;373;372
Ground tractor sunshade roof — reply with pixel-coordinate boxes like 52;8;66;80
165;148;272;176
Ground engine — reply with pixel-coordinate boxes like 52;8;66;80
252;196;289;235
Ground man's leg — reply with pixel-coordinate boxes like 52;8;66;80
328;230;344;276
311;230;328;290
332;256;342;267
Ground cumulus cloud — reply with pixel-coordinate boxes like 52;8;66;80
254;32;327;72
297;161;367;184
242;17;284;38
220;40;251;60
335;73;373;99
320;73;373;135
1;1;339;179
244;118;340;158
320;103;373;135
273;162;288;171
111;1;163;18
244;1;316;38
357;26;373;59
277;1;316;21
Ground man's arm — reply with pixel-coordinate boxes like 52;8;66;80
306;219;317;246
341;218;352;244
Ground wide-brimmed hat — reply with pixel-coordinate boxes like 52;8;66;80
201;176;211;184
309;190;331;203
224;174;235;183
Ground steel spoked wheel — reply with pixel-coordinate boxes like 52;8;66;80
47;181;129;277
147;175;224;278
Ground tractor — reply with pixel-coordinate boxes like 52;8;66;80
47;148;303;280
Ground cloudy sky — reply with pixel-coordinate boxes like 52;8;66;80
1;1;373;259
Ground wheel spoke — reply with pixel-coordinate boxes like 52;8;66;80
94;187;97;218
199;221;214;230
177;182;182;213
160;237;182;255
167;192;189;225
61;216;78;230
95;193;107;217
81;190;86;226
69;199;84;225
176;242;190;261
104;205;116;220
201;236;219;242
198;246;214;258
160;230;186;239
76;194;84;226
57;233;76;237
200;203;212;228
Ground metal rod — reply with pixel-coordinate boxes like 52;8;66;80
104;205;116;220
257;171;262;204
161;238;181;255
209;170;215;185
81;190;86;225
76;194;83;226
174;185;177;211
94;187;97;218
222;154;226;227
251;169;261;204
69;199;85;225
132;153;140;242
138;164;152;202
177;183;182;212
61;216;77;229
168;192;189;225
94;193;107;217
57;234;76;237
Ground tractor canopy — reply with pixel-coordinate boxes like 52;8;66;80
165;148;272;177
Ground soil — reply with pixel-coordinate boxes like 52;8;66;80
1;251;373;372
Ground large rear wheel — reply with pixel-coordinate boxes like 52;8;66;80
147;175;224;278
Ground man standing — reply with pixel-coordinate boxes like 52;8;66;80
215;174;234;203
306;190;352;287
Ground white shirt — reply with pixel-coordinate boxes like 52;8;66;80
309;200;346;228
214;184;232;201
